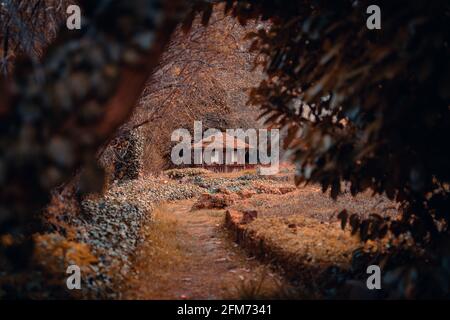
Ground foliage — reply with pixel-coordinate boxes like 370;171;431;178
164;168;211;179
109;130;145;182
213;0;450;244
210;0;449;298
0;0;178;272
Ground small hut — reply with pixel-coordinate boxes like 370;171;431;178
192;132;256;173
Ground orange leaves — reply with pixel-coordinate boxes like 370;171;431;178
33;233;98;275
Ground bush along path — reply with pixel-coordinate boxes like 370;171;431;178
34;176;204;299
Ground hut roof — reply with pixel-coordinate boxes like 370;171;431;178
192;132;256;149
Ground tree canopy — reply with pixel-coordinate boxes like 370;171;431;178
226;0;450;244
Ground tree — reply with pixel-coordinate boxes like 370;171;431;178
0;0;70;74
0;0;181;268
219;0;450;244
220;0;450;298
124;4;263;173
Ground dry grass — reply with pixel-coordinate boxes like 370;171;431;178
123;200;293;300
225;205;388;298
245;216;362;268
123;205;187;299
232;184;398;222
223;265;302;300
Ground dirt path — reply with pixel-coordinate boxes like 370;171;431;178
123;199;288;300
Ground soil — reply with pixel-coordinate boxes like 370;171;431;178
124;199;288;300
